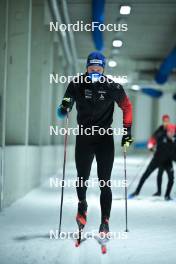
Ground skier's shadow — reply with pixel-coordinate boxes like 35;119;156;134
13;233;50;241
13;232;78;242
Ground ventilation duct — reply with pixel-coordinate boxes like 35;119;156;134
155;47;176;84
92;0;105;51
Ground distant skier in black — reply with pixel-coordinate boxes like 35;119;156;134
147;114;171;196
129;123;176;201
57;51;133;233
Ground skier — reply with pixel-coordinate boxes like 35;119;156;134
57;51;133;234
147;114;171;196
129;123;176;201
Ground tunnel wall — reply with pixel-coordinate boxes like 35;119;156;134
3;145;75;208
0;0;76;209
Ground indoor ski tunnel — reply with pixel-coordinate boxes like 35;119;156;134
0;1;176;264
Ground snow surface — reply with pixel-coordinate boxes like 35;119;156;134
0;154;176;264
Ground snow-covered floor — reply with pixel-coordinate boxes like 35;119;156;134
0;154;176;264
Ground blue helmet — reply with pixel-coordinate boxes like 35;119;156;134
86;51;106;68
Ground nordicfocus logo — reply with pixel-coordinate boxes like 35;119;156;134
49;125;128;136
50;21;128;32
49;177;128;189
49;230;128;240
49;73;128;85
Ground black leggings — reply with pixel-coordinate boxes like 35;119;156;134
156;167;164;194
75;134;114;221
135;158;174;197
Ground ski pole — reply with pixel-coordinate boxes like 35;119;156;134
59;112;69;236
123;145;129;232
128;153;152;192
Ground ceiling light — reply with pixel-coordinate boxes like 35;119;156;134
120;5;131;15
131;85;140;91
108;60;117;67
113;40;123;48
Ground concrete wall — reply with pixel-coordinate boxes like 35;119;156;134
158;93;176;125
0;0;75;210
0;0;7;210
3;145;75;208
134;94;153;145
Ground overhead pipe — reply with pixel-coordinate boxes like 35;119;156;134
61;0;78;73
48;0;73;66
141;87;163;98
155;47;176;84
92;0;105;51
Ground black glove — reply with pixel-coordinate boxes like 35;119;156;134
121;127;133;147
149;147;155;152
60;97;72;114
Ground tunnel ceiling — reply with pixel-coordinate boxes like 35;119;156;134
65;0;176;90
67;0;176;59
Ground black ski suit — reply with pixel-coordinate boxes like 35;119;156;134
152;126;166;194
135;126;175;197
155;166;164;194
62;73;133;220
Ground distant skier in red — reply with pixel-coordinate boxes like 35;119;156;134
148;115;171;196
129;115;176;201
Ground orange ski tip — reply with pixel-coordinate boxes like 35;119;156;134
75;241;80;247
101;246;107;254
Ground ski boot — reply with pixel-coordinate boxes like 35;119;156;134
164;195;173;201
76;200;88;229
75;200;88;247
128;191;138;199
152;191;161;196
98;217;110;254
99;217;109;234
